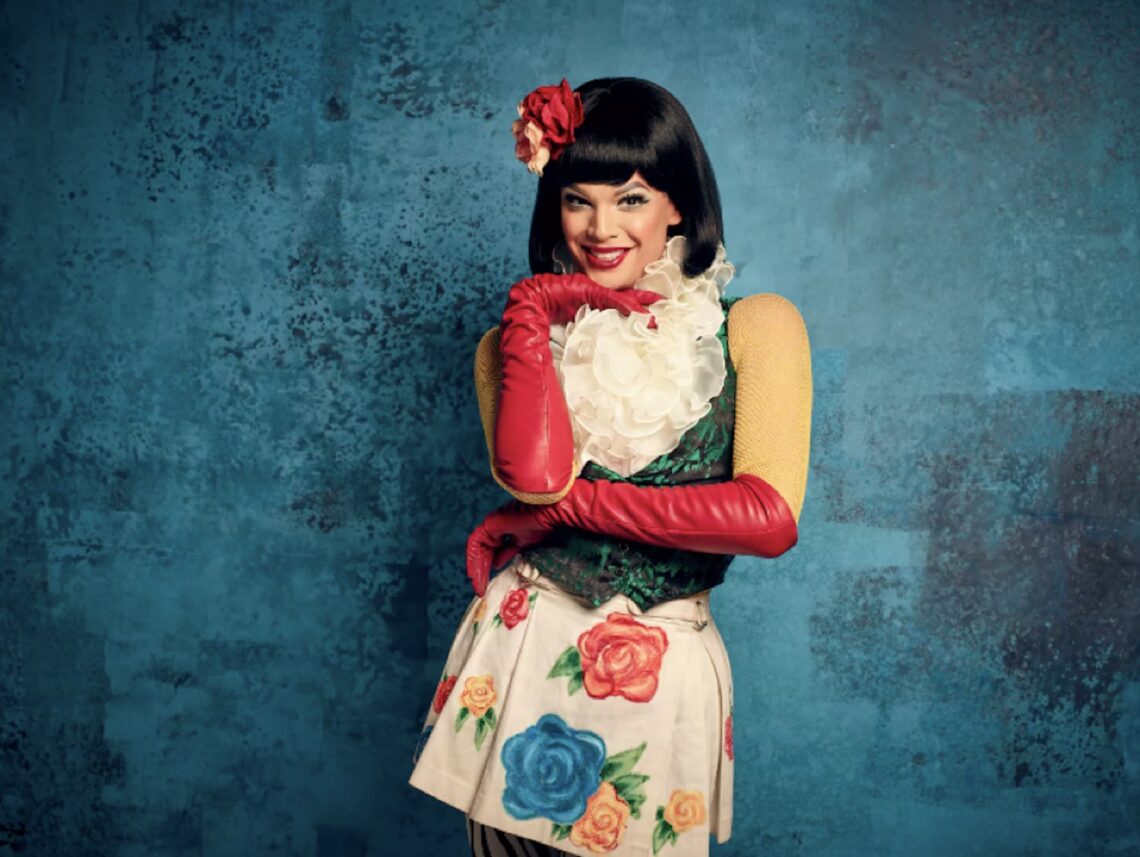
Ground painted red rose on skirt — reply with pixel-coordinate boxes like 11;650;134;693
498;588;530;629
576;614;669;703
433;675;457;714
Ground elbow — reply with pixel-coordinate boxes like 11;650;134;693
491;402;575;499
491;461;575;505
736;473;800;558
751;518;798;558
492;450;574;499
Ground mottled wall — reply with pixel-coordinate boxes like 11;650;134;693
1;0;1137;854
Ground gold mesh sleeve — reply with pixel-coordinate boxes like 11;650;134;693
474;326;576;504
727;294;813;523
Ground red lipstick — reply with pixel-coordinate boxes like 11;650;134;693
583;246;632;270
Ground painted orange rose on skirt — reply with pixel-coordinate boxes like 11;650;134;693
459;674;497;718
652;788;707;853
472;598;488;628
570;781;631;853
454;673;498;751
576;614;669;703
663;789;706;833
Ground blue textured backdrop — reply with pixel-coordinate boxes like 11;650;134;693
2;0;1138;855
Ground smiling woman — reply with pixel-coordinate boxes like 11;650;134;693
408;77;813;857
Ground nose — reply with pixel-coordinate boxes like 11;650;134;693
587;204;616;240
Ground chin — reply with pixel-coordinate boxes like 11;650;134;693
578;263;637;290
592;275;637;290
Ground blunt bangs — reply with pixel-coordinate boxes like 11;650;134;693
527;78;723;279
556;136;661;189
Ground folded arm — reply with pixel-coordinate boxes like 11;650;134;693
477;274;660;504
475;326;576;504
533;292;812;553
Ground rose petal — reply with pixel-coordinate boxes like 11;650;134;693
527;145;550;176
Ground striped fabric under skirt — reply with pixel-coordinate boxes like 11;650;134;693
467;816;571;857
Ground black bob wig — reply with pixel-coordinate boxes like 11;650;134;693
527;78;724;279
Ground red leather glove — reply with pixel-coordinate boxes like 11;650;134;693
494;273;661;497
465;501;558;597
464;473;798;596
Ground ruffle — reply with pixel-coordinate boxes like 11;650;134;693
549;236;734;478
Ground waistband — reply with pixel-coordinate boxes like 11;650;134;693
508;557;711;630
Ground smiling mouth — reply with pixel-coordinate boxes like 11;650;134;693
583;246;632;267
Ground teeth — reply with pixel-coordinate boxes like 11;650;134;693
590;249;626;262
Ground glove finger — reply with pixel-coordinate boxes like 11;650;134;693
585;285;647;315
468;549;490;597
627;288;664;308
613;291;658;316
615;289;661;329
465;528;494;597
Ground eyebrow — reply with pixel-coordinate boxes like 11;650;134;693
564;181;651;195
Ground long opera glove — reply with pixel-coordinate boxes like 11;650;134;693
493;273;659;496
532;473;797;557
464;474;797;596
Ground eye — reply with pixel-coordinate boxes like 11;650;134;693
562;193;590;208
619;193;649;207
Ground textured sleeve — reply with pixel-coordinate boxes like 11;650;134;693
474;327;576;505
727;293;813;523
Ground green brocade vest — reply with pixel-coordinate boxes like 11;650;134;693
521;296;742;611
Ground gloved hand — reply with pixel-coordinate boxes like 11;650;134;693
465;500;559;597
494;273;661;498
464;473;798;596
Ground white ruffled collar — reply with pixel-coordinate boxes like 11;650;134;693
550;236;735;477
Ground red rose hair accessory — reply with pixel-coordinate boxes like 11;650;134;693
511;78;585;177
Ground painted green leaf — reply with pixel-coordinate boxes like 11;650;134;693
610;772;650;792
491;614;502;628
528;591;538;605
625;789;647;819
610;773;650;809
474;717;489;750
652;819;673;855
567;673;583;695
454;708;470;732
600;742;647;781
551;823;572;840
547;646;581;679
655;805;665;821
484;707;497;729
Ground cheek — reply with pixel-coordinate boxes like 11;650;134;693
637;212;672;251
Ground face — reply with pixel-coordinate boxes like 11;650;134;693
559;171;682;289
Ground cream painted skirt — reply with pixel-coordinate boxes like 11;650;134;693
408;557;735;857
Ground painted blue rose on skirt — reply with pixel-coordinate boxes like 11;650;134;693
500;713;606;823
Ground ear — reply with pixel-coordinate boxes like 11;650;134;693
667;199;682;226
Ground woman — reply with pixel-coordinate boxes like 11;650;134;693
409;77;812;857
